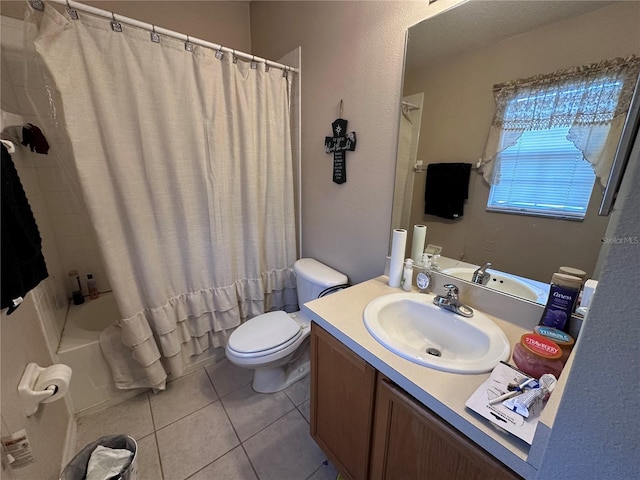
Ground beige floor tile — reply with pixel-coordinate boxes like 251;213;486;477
156;401;239;480
149;369;218;429
308;461;339;480
221;383;295;441
284;375;310;406
187;446;257;480
299;399;311;424
205;358;253;398
243;409;326;480
76;393;154;449
135;434;163;480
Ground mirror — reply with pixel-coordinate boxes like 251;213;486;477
393;0;639;302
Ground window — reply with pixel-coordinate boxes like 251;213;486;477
480;56;640;221
487;125;600;219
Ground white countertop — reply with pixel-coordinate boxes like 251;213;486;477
302;276;541;479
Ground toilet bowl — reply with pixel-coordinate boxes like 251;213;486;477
225;258;347;393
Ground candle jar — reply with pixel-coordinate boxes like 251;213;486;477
533;326;575;365
512;333;563;379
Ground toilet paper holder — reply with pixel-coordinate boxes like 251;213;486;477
18;363;71;417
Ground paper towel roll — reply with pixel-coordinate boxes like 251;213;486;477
33;364;72;404
388;229;407;288
411;225;427;264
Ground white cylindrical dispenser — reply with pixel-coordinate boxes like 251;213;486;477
388;229;407;288
411;225;427;265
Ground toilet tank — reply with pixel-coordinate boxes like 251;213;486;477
293;258;348;305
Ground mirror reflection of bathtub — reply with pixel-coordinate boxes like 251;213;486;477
56;293;144;414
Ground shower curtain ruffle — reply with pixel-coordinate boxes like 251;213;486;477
102;267;298;389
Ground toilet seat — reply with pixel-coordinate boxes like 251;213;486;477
227;311;302;358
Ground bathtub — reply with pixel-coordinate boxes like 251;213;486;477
57;293;144;414
57;292;223;414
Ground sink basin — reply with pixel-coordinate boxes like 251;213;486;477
363;293;510;374
442;267;543;302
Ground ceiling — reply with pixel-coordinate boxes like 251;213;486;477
405;0;614;75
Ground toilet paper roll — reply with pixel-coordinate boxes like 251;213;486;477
411;225;427;264
33;364;72;404
388;229;407;288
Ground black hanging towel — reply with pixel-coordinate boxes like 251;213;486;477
424;162;472;220
1;144;48;314
21;123;49;154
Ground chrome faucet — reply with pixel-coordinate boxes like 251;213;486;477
433;284;473;317
472;262;492;285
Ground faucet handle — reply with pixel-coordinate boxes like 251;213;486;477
443;284;459;299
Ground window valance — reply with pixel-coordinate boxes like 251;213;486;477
480;56;640;186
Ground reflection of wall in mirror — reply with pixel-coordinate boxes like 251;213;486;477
402;2;639;283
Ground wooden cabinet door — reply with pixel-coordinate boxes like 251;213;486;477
371;377;521;480
310;323;377;480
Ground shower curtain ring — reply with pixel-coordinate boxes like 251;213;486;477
110;12;122;32
232;50;238;64
282;65;289;78
215;46;224;60
251;55;258;70
151;25;160;43
66;0;79;19
185;35;194;52
265;61;270;73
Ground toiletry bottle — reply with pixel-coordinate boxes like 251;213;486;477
87;274;99;299
402;258;414;291
68;270;85;305
539;273;582;332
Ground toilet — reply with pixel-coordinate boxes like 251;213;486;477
225;258;348;393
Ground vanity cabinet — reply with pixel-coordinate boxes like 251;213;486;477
310;323;521;480
310;322;377;480
370;377;521;480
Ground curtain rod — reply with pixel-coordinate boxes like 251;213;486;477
30;0;298;74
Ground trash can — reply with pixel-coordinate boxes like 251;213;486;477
60;435;138;480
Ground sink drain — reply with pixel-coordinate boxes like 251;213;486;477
426;347;441;357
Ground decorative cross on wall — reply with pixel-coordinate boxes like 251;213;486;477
324;118;356;184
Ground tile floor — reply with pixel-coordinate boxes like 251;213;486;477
75;359;338;480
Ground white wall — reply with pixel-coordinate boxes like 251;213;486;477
251;0;464;284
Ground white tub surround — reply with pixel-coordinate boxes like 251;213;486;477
302;276;572;479
57;293;144;414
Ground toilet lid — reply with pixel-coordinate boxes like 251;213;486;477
228;311;301;354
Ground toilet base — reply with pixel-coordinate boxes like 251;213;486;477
252;345;310;393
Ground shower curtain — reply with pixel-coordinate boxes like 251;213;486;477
27;6;297;389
